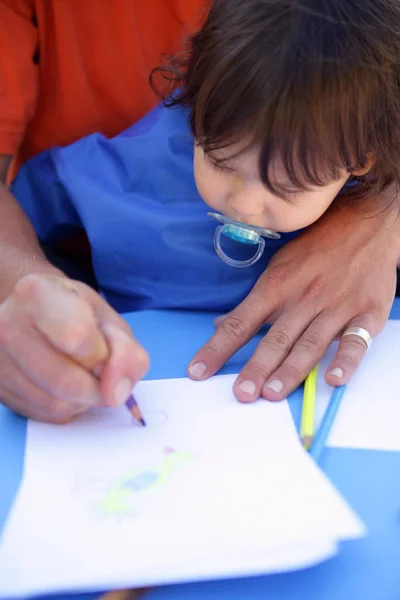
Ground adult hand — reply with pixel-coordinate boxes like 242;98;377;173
188;199;399;401
0;274;149;423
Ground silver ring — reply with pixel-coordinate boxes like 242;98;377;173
342;326;372;350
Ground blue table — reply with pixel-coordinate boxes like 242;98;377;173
1;304;400;600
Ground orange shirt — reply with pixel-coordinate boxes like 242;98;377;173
0;0;204;168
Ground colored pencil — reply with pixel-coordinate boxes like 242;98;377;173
300;365;318;449
126;393;146;427
309;385;346;461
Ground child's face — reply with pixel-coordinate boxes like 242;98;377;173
194;144;350;232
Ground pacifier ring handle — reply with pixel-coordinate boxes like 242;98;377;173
214;226;266;268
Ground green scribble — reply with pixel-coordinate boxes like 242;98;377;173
95;447;193;517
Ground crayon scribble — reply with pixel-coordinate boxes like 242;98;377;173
73;447;193;519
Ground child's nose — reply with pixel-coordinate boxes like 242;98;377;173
228;181;265;217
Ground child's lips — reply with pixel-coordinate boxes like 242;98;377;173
232;213;272;230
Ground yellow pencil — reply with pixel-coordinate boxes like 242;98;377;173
300;365;318;449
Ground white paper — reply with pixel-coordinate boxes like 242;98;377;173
0;374;365;598
316;321;400;451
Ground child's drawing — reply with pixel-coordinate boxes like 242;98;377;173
73;447;193;519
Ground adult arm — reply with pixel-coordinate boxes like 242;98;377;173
0;157;149;422
0;155;63;298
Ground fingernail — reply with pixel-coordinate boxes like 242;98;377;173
113;378;132;406
189;361;207;378
238;380;256;395
264;379;283;394
328;367;344;379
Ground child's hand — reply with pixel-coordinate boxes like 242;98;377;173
188;199;399;401
0;274;149;423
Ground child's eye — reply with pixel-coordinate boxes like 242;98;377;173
279;186;307;197
283;189;303;197
277;188;307;203
206;155;233;173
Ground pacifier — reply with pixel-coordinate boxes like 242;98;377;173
208;212;281;268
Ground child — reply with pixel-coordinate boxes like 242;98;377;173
12;0;400;315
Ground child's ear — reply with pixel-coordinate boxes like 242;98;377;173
351;153;374;176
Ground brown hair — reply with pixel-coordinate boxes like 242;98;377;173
151;0;400;200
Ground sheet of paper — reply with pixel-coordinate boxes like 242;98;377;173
0;374;364;598
316;321;400;451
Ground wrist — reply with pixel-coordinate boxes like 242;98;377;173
0;255;66;303
312;193;400;259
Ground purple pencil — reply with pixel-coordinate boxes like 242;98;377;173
125;393;146;427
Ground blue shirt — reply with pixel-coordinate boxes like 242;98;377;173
12;105;298;313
